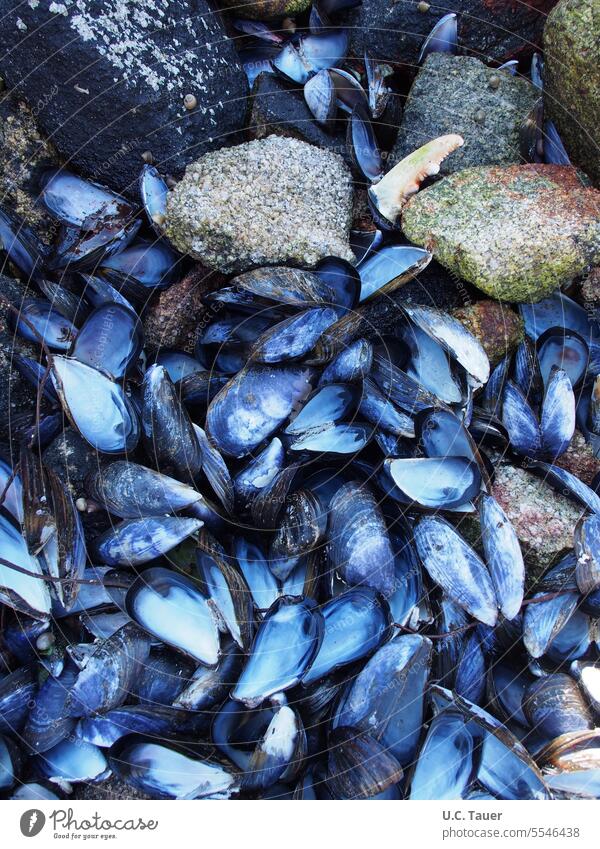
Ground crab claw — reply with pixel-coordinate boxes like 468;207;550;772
368;134;464;228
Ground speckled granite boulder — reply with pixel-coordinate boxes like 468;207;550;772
453;300;524;365
402;164;600;302
389;54;538;176
165;135;354;273
544;0;600;185
491;463;585;583
0;0;248;194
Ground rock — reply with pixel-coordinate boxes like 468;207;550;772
0;94;60;242
217;0;310;20
453;300;524;365
0;0;248;194
342;0;556;69
388;54;538;176
249;73;353;169
143;263;225;355
580;267;600;312
402;164;600;302
544;0;600;186
555;430;600;486
165;135;354;273
491;462;585;583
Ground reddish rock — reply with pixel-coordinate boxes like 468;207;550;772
580;267;600;311
142;265;225;355
453;300;524;365
555;430;600;486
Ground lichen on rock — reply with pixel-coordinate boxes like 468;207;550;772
401;164;600;302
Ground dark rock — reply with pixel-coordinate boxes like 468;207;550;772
0;93;61;242
389;54;538;175
544;0;600;186
249;73;353;169
217;0;311;19
342;0;558;69
0;0;248;195
43;427;102;498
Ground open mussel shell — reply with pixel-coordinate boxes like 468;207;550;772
333;636;432;766
13;297;78;352
430;686;550;799
523;673;594;740
402;303;490;389
196;534;254;651
414;516;498;626
479;494;524;621
142;364;202;479
139;164;168;232
570;661;600;716
213;699;306;792
330;68;368;114
386;456;481;510
125;567;221;666
251;306;338;363
109;736;239;799
574;513;600;595
521;291;592;343
357;244;431;303
232;596;324;708
415;408;484;467
100;239;182;289
93;516;202;567
40;168;135;228
206;363;314;459
87;461;204;519
0;207;47;281
51;216;142;272
409;710;478;800
70;303;143;379
326;727;403;800
399;323;465;406
63;623;151;718
418;12;458;64
0;513;51;620
34;738;110;786
327;481;395;596
51;356;139;454
536;326;588;389
233;538;279;612
302;589;391;685
348;105;384;183
314;256;361;311
285;383;358;436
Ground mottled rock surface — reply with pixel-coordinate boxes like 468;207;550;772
143;264;225;354
389;54;538;175
0;95;60;241
217;0;310;20
165;135;354;273
491;462;585;582
453;300;524;365
342;0;556;69
0;0;248;194
249;73;352;168
402;164;600;302
555;430;600;486
544;0;600;185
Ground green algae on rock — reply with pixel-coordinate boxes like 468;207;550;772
544;0;600;186
389;54;539;177
401;164;600;302
165;135;354;274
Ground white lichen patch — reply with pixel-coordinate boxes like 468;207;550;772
53;0;222;93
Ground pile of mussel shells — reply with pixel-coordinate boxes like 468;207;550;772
0;11;599;800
